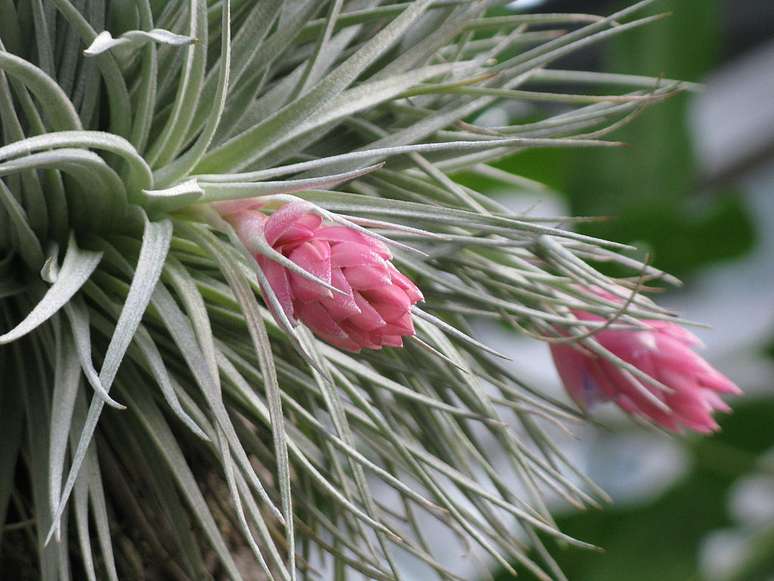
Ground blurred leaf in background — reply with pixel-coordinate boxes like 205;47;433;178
478;0;771;579
464;0;756;279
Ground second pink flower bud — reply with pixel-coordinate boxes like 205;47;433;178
549;290;741;433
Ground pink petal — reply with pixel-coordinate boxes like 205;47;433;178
230;210;267;248
550;344;611;408
699;370;742;395
296;302;348;341
316;332;362;352
264;203;321;246
387;264;423;303
319;268;361;321
316;227;392;259
648;320;704;348
652;336;740;393
257;256;295;323
348;293;387;332
344;264;391;290
276;213;325;248
380;311;414;335
288;240;333;302
595;328;659;371
702;391;731;413
667;389;717;427
330;241;386;268
363;286;411;322
277;224;316;247
380;335;404;348
340;322;382;351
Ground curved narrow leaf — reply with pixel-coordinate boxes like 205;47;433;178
200;229;295;578
153;0;231;186
47;216;172;540
0;131;153;194
198;0;434;171
0;234;101;344
63;298;125;409
0;180;45;268
49;0;132;138
0;51;81;130
48;318;82;540
84;28;194;56
145;0;207;167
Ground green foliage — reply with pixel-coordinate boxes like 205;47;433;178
0;1;702;579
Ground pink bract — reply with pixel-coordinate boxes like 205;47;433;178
227;202;423;352
550;291;741;433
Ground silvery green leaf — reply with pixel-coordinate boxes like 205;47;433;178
47;216;171;540
63;298;125;409
0;180;45;269
116;373;243;579
143;178;204;206
0;131;153;194
145;0;207;167
198;164;381;204
84;29;195;56
0;234;100;344
48;319;82;540
198;0;435;171
0;50;82;130
50;0;132;137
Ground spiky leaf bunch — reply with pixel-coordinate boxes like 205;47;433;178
0;1;691;579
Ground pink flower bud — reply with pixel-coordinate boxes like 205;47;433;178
227;202;423;352
550;291;741;433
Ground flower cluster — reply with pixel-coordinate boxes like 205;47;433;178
228;203;741;434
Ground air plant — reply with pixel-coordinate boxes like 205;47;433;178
0;1;738;579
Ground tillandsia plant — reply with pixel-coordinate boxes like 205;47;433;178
0;0;740;580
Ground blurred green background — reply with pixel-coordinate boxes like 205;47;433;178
471;1;774;579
